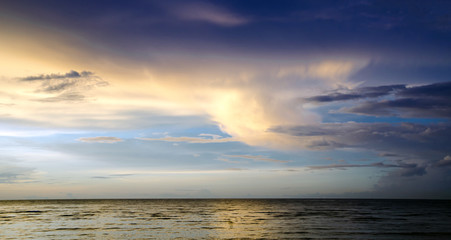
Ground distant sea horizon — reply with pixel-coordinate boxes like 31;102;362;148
2;197;451;202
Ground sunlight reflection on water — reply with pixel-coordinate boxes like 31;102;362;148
0;199;450;239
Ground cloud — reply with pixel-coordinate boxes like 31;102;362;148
92;173;136;179
344;98;451;118
39;81;78;93
398;165;427;177
435;155;451;167
272;121;449;195
198;133;223;139
371;166;451;198
277;61;363;86
306;162;401;170
91;176;110;179
224;154;290;163
0;165;35;184
217;157;243;164
18;70;108;102
306;162;426;177
305;84;406;102
226;168;247;171
272;122;451;172
173;2;249;26
77;136;123;143
37;92;86;102
19;70;94;81
306;81;451;119
378;152;401;158
137;135;237;143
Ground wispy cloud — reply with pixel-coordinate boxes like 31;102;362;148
173;2;249;26
307;162;400;170
137;135;237;143
224;154;290;163
92;173;136;179
306;162;427;177
37;92;86;102
226;168;247;171
217;157;243;164
78;136;123;143
0;165;35;184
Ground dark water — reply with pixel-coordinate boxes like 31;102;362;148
1;199;450;239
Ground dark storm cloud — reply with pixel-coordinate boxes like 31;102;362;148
272;122;451;168
371;166;451;199
345;81;451;118
400;81;451;98
305;84;406;102
306;81;451;118
345;98;451;118
399;165;427;177
272;121;451;195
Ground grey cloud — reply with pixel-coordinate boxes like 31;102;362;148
378;152;401;158
344;97;451;118
399;165;427;177
272;122;451;171
109;173;135;177
306;139;348;150
0;166;35;183
273;121;450;195
306;81;451;119
306;93;363;103
91;173;136;179
40;80;78;93
306;162;401;170
37;92;86;102
19;70;108;102
78;136;123;143
435;155;451;167
20;70;93;81
92;176;110;179
372;166;451;199
224;154;290;163
305;84;406;103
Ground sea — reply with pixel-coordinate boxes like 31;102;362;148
0;199;450;239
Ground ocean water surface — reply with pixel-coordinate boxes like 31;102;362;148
1;199;450;239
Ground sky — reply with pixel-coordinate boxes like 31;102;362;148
0;0;450;199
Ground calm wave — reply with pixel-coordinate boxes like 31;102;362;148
1;199;450;239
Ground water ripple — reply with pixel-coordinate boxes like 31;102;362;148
0;199;450;239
